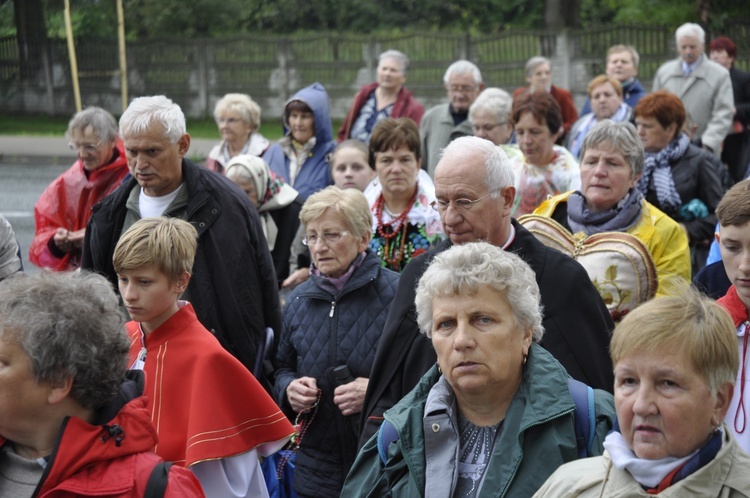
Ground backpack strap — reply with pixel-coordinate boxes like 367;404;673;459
144;461;173;498
567;377;596;458
377;419;399;465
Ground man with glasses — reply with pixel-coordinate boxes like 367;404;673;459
359;136;614;447
81;96;281;383
30;107;129;271
420;60;484;176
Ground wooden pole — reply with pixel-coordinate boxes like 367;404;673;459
116;0;128;112
63;0;81;112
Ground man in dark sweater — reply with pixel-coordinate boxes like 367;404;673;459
360;136;615;447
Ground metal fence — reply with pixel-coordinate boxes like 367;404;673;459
1;23;748;119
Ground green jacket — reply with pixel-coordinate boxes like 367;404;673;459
342;344;616;497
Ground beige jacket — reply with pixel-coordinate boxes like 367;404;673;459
533;427;750;497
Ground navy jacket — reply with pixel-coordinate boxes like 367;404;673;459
274;249;399;498
265;82;336;199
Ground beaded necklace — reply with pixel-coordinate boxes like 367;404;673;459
375;187;418;269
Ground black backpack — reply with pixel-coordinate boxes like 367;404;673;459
144;462;173;498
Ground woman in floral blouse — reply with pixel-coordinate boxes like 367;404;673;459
365;118;444;272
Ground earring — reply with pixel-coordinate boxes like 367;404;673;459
522;354;527;365
437;363;442;374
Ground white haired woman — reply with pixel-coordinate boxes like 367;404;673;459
206;93;270;173
274;186;399;498
30;107;129;271
338;49;424;143
225;154;302;284
535;287;749;497
469;87;514;145
342;241;615;497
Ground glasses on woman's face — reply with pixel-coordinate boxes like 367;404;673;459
302;231;351;247
430;192;493;213
472;122;505;133
68;141;102;153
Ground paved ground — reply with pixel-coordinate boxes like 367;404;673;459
0;135;217;163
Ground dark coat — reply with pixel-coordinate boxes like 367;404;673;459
643;144;725;274
723;67;750;182
81;159;281;379
267;196;303;284
359;219;615;447
274;249;399;498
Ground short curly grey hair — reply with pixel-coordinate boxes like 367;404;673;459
580;120;644;178
415;242;544;342
120;95;186;144
0;272;129;410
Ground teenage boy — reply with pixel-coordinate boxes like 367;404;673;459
716;179;750;454
113;217;295;498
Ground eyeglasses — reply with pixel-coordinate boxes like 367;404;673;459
218;117;242;125
68;141;102;153
430;192;494;213
448;84;478;94
302;231;350;247
472;122;506;133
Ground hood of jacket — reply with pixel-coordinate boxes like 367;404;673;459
283;82;334;144
33;372;158;493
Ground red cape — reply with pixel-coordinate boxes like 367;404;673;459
127;303;294;467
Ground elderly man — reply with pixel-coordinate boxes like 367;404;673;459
420;60;484;176
81;95;280;381
580;45;646;115
359;136;614;446
653;22;734;155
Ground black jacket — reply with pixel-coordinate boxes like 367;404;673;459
274;249;399;498
359;219;615;447
81;159;282;378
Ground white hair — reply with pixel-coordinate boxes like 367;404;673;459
378;50;409;75
120;95;186;144
469;87;513;125
439;136;514;192
415;242;544;342
675;22;705;45
443;60;482;85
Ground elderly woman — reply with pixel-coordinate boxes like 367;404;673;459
366;117;444;272
710;36;750;182
225;154;302;284
30;107;129;271
342;242;614;497
206;93;270;173
265;82;337;199
634;91;725;275
567;75;634;159
503;91;580;216
274;186;399;498
534;287;750;497
513;56;578;140
469;87;514;145
534;121;690;302
338;49;424;143
282;140;376;290
0;271;204;496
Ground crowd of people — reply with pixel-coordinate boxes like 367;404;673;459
1;21;749;498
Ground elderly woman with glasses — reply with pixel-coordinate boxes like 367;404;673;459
30;107;129;271
206;93;270;174
469;87;514;145
535;287;750;497
343;242;615;497
274;186;399;498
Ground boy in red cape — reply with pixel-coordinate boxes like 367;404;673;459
716;179;750;455
113;217;294;497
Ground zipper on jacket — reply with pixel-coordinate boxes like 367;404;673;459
329;301;336;318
